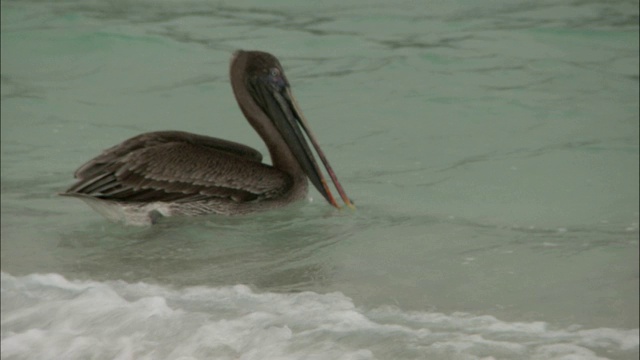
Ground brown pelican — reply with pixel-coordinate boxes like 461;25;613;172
62;50;354;225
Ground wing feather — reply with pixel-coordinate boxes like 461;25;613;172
64;131;291;203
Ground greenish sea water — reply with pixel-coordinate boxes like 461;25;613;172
2;1;638;359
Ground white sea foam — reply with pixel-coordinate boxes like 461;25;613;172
1;272;638;360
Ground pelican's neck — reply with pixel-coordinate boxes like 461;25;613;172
230;62;305;180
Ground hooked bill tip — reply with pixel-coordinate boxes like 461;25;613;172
343;198;356;210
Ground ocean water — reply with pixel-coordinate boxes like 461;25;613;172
1;0;638;359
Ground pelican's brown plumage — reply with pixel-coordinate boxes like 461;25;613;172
61;50;354;225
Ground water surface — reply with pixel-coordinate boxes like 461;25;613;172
1;0;638;359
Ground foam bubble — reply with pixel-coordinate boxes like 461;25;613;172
2;272;638;360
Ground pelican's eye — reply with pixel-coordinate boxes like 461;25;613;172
267;67;286;89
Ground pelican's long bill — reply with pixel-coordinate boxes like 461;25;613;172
284;88;355;209
248;65;355;210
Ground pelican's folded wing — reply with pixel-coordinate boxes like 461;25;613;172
63;131;291;203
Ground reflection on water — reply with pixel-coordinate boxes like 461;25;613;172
53;206;346;288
